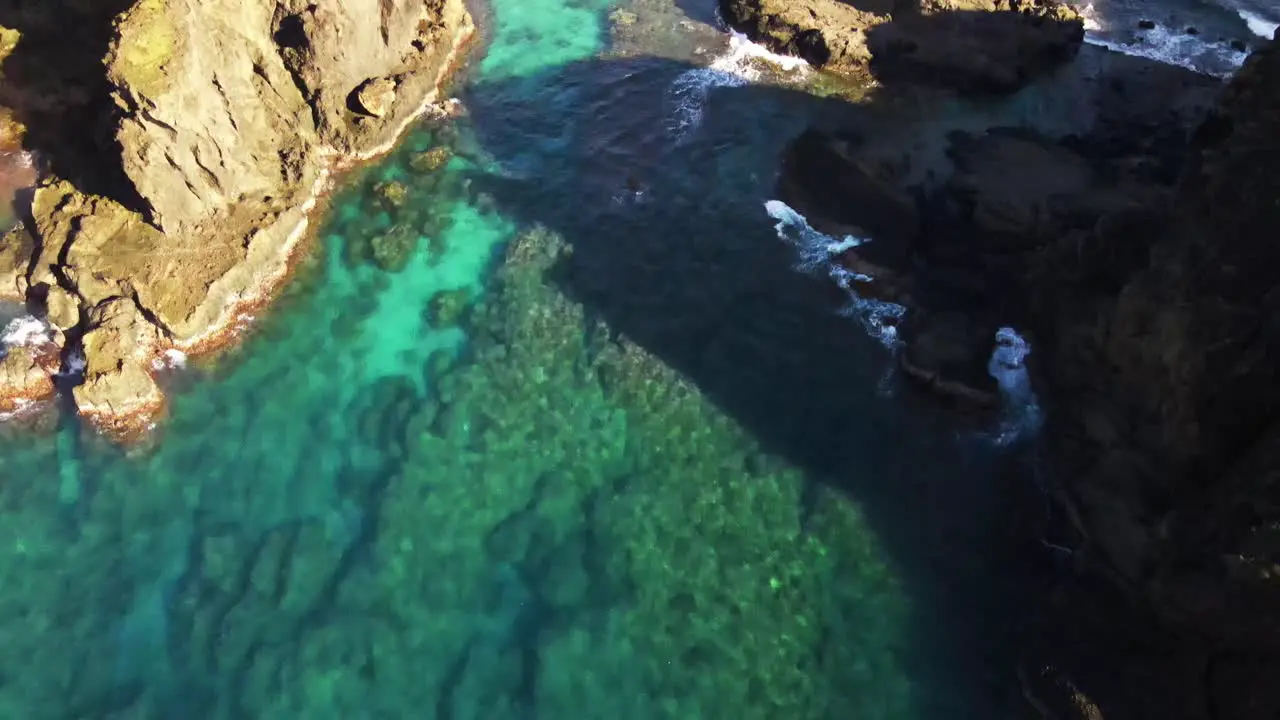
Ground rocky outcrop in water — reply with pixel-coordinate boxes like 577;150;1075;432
779;28;1280;719
1032;33;1280;654
718;0;1085;92
0;0;473;435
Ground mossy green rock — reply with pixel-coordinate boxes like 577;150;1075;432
374;180;410;211
369;224;420;273
409;146;453;174
426;288;472;328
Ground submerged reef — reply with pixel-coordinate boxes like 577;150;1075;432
0;223;911;718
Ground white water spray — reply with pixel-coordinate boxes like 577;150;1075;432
986;327;1043;446
764;200;906;349
668;29;810;140
1074;2;1254;78
1;315;53;349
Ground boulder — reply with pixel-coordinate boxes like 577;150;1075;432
72;297;164;432
943;130;1095;252
353;77;397;118
899;310;1001;408
0;344;57;413
717;0;889;73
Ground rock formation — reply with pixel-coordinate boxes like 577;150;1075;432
1031;32;1280;653
718;0;1085;92
777;19;1280;716
0;0;474;436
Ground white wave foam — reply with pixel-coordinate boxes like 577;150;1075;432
2;315;53;349
0;150;35;170
668;30;810;140
764;200;905;349
1238;8;1279;39
0;398;35;422
1087;24;1249;77
150;348;188;372
1078;2;1103;32
986;327;1043;445
1075;3;1252;78
58;347;86;380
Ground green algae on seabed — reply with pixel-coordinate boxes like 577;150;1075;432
0;0;917;716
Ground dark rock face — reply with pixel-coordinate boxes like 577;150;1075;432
1035;36;1280;653
866;7;1085;93
778;24;1280;718
718;0;1084;93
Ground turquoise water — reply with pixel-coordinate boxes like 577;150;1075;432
0;0;1047;718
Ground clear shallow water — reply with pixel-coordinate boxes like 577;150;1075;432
0;0;1062;718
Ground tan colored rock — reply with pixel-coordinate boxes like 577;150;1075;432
0;345;56;413
272;0;472;153
72;298;164;431
718;0;884;73
0;224;34;301
107;0;320;234
2;0;475;438
30;179;246;337
44;286;81;332
354;77;397;117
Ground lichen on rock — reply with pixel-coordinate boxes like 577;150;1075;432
107;0;181;102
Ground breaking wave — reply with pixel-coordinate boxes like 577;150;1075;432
985;327;1043;446
764;200;905;349
668;29;809;140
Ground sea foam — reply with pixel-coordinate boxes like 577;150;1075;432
668;28;809;140
1076;2;1254;78
764;200;905;349
986;327;1043;445
2;315;52;349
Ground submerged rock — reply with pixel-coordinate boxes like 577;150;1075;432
427;288;472;329
374;179;410;210
369;224;420;273
409;145;452;174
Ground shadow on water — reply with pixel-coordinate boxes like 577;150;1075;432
459;40;1063;717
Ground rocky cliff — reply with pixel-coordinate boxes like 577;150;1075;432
777;22;1280;717
0;0;473;433
1031;33;1280;653
718;0;1085;92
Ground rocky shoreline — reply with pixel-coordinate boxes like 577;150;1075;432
752;0;1280;713
0;0;475;439
719;0;1086;92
